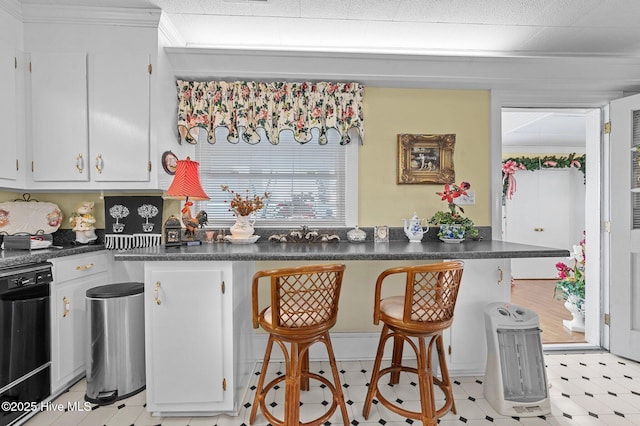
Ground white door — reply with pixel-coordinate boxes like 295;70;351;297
146;268;226;407
89;52;150;182
30;52;89;182
609;93;640;361
0;48;17;181
505;168;585;278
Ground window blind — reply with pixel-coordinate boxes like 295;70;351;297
194;127;347;227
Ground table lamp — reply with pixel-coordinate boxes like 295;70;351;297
164;156;209;245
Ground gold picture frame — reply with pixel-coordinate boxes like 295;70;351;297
397;134;456;184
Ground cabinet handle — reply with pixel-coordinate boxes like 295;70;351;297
95;154;103;174
497;266;504;285
154;281;162;305
76;263;94;271
534;227;544;232
62;296;70;317
76;153;84;173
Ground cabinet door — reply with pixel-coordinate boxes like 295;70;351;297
504;169;584;278
89;52;150;182
446;259;511;374
52;273;107;392
30;52;89;182
146;267;227;410
0;48;17;181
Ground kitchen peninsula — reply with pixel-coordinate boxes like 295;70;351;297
113;238;567;418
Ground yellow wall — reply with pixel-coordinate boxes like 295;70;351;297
359;87;491;226
0;87;491;332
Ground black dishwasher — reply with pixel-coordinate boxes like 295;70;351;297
0;262;52;426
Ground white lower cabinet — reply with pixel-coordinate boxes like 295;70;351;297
444;259;511;375
49;251;110;393
144;261;254;416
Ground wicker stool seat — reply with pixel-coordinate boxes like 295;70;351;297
362;261;464;425
250;264;350;426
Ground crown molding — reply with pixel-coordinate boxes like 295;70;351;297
164;47;640;97
158;11;184;47
22;3;161;27
0;0;22;20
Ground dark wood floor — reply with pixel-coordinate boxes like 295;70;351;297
511;279;586;344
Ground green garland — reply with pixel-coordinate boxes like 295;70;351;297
502;153;586;198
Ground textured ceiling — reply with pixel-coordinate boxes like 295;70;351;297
16;0;628;147
18;0;640;56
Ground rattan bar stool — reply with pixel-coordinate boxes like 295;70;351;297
249;264;350;426
362;261;464;425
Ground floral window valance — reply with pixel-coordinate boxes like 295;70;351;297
176;80;364;146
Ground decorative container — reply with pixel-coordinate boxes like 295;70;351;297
230;215;256;239
347;226;366;243
438;224;465;242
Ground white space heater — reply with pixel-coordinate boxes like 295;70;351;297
483;302;551;417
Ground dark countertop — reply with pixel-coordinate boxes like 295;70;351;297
112;240;569;262
0;244;106;268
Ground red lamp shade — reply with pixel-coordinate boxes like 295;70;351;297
165;157;209;200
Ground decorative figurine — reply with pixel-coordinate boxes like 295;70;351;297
69;201;98;244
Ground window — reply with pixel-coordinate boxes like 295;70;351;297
194;127;358;227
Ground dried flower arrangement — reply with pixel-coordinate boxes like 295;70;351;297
221;185;270;216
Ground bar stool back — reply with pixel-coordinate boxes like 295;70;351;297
250;263;350;426
362;261;464;425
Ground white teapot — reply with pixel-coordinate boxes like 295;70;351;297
403;212;429;242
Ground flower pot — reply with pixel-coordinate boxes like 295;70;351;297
112;223;125;233
438;224;465;242
230;215;255;239
142;223;154;232
562;295;585;332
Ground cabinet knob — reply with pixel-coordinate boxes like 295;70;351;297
154;281;162;305
75;153;84;173
95;154;103;174
62;296;70;317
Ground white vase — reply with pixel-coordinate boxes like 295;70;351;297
562;295;585;332
230;215;255;239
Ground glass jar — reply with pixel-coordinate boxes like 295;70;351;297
347;225;366;243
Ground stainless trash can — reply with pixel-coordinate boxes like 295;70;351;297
85;282;145;405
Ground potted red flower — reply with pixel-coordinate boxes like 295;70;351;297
428;181;479;240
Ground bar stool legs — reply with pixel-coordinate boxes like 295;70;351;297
250;264;349;425
250;332;350;426
362;325;457;425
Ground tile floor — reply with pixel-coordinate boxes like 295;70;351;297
22;351;640;426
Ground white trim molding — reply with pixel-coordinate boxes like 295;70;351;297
165;47;640;98
0;0;21;20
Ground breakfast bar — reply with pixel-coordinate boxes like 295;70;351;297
112;238;569;261
113;239;567;418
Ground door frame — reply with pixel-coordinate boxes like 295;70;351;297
490;90;607;349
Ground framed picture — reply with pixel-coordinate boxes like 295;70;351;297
397;134;456;184
161;151;179;175
374;225;389;243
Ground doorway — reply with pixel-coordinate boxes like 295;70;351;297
501;108;597;346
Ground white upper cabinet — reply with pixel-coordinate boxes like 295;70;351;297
89;52;151;183
28;51;153;189
0;48;19;184
30;51;89;182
